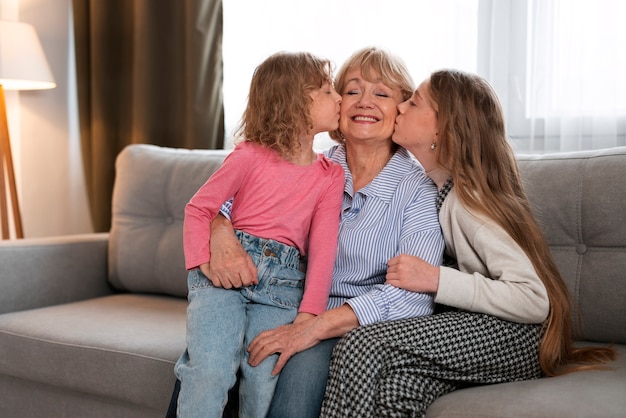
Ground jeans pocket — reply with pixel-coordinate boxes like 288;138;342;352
267;270;305;308
188;268;213;291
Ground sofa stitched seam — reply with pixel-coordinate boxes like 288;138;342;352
0;329;175;364
574;159;585;308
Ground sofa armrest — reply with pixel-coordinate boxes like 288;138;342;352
0;233;113;314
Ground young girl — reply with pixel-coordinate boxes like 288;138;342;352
320;69;615;417
175;51;344;418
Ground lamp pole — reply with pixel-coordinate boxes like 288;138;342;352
0;84;23;239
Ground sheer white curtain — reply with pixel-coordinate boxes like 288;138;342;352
481;0;626;153
222;0;478;150
224;0;625;154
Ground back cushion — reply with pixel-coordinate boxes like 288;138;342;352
108;144;229;297
517;147;626;343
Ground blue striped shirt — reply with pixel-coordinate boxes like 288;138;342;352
325;145;444;325
220;144;444;325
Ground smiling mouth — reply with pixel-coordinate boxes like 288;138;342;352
352;116;378;122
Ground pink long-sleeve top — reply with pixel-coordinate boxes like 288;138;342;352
184;141;345;315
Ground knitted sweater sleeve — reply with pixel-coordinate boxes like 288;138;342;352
435;193;550;323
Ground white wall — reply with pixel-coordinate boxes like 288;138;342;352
2;0;92;238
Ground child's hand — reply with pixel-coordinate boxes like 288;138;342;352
385;254;440;293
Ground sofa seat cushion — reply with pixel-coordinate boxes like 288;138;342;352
427;343;626;418
0;294;187;409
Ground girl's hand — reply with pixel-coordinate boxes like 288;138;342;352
385;254;440;293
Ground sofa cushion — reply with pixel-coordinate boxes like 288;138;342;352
517;147;626;344
427;343;626;418
109;144;230;297
0;294;186;409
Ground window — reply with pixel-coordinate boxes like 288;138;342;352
224;0;626;153
480;0;626;152
527;1;626;118
223;0;478;150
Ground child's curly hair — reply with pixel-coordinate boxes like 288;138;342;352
233;51;334;159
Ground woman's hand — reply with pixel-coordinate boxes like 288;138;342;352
206;214;258;288
248;316;321;375
293;312;316;323
386;254;440;293
248;305;359;375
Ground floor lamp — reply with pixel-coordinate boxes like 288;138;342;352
0;20;56;239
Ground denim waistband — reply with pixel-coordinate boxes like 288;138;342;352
234;230;302;271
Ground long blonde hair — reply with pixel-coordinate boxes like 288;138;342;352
428;69;615;376
234;51;333;159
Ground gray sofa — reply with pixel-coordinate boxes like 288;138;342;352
1;144;624;418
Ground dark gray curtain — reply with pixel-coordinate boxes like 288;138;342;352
72;0;224;232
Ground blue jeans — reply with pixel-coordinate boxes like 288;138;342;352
174;230;305;418
167;338;339;418
267;338;339;418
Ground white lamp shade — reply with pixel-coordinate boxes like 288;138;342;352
0;20;56;90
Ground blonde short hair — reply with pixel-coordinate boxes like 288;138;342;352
330;47;415;141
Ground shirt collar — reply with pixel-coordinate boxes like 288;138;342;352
327;144;420;203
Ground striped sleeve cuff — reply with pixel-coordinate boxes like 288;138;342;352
346;290;388;325
219;199;233;221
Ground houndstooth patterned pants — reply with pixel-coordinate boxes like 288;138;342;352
320;311;544;418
